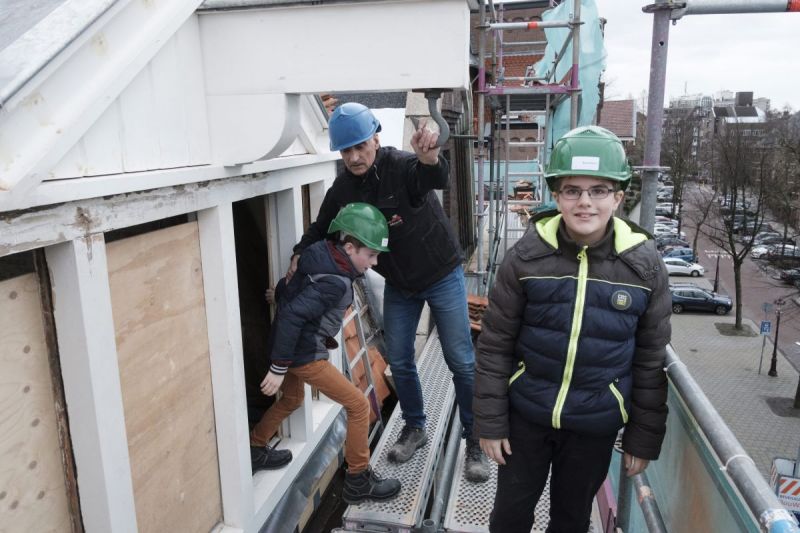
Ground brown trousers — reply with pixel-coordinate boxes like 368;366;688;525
250;359;371;473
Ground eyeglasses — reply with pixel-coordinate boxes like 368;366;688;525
557;186;616;200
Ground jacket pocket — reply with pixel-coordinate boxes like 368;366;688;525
608;382;629;424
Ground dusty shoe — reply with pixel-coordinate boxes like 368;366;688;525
343;466;401;504
250;445;292;472
464;437;490;483
387;426;427;463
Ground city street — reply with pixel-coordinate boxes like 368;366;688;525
680;185;800;375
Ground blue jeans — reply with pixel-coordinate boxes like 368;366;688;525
383;265;474;438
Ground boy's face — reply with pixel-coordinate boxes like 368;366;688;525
553;176;624;246
344;243;380;274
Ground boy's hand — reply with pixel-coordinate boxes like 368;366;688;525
286;253;300;281
480;437;511;466
410;119;440;166
264;287;276;305
623;452;649;477
260;372;285;396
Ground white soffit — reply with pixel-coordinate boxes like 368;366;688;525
198;0;471;94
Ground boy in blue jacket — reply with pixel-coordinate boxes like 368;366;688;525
250;203;401;504
474;127;671;532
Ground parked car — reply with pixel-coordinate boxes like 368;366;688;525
750;245;773;259
670;286;732;315
655;215;679;224
779;268;800;285
663;247;697;262
752;232;783;245
755;236;794;247
656;236;690;250
664;258;705;277
767;245;800;258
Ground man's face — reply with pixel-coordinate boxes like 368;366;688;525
553;176;624;246
344;243;380;274
340;135;379;176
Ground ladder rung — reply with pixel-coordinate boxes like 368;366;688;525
348;348;368;370
507;141;544;146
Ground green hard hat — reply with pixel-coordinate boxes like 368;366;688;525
328;203;390;252
544;125;632;192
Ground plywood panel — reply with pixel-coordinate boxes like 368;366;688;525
107;223;222;533
0;274;72;532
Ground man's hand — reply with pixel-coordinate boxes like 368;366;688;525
623;452;650;477
260;371;285;396
285;253;300;281
480;437;512;466
410;119;440;166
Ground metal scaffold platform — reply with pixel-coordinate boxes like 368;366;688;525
338;331;455;533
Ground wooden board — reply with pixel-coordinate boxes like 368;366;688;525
0;274;72;531
107;222;222;532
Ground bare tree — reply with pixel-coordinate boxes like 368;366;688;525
699;126;772;330
661;108;699;230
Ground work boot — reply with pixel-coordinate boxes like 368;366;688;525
250;444;292;472
387;426;427;463
343;466;401;504
463;437;490;483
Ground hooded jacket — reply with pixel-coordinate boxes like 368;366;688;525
294;146;462;294
474;211;672;460
269;239;359;374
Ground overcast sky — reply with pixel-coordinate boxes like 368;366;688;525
594;1;799;111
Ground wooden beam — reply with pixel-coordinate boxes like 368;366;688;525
45;235;138;532
197;203;254;528
0;161;336;259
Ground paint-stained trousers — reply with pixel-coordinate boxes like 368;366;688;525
489;410;617;533
250;359;371;473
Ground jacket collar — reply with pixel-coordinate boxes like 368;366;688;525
517;210;661;280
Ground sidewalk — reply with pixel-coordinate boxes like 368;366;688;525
669;279;800;478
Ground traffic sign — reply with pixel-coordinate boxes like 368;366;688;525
760;321;772;335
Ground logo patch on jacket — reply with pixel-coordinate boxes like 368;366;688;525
388;214;404;227
611;290;632;311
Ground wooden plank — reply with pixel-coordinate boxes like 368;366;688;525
151;36;190;169
1;159;338;259
46;235;138;532
33;250;84;533
0;273;72;531
107;222;222;533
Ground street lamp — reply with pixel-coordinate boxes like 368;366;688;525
769;297;786;377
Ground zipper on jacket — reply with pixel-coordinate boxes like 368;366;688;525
552;246;589;429
509;361;526;385
608;381;629;423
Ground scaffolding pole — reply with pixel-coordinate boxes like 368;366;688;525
475;0;488;295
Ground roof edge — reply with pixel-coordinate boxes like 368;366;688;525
0;0;121;108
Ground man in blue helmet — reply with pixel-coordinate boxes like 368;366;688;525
288;102;489;483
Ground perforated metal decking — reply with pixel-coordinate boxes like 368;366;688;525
340;331;455;532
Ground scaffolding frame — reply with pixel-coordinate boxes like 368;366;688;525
474;0;582;295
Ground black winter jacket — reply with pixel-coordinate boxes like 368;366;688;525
269;240;358;373
294;147;462;294
474;212;672;460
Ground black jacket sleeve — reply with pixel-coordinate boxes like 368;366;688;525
474;246;527;440
270;275;348;368
622;250;672;460
405;154;450;201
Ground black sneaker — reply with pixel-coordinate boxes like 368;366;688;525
387;426;427;463
463;437;490;483
343;466;401;504
250;445;292;472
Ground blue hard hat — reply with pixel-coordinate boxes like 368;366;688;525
329;102;382;151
